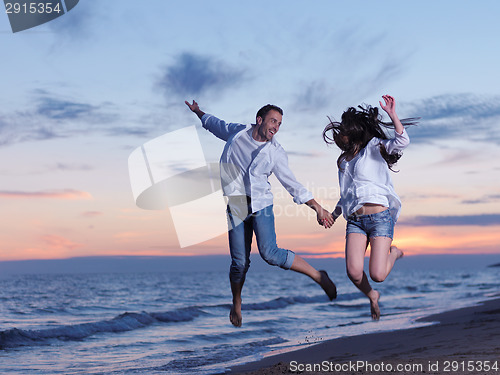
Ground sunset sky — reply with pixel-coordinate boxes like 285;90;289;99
0;1;499;262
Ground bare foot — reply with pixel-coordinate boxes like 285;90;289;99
319;270;337;300
391;246;404;260
229;298;242;327
368;289;380;320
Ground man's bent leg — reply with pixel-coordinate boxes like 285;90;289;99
290;256;337;300
253;205;337;300
253;205;294;268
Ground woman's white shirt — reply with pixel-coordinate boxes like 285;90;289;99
336;129;410;221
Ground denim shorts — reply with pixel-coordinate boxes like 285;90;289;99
346;209;394;239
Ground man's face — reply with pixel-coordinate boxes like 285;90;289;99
256;109;282;142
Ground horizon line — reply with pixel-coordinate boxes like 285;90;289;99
1;252;499;263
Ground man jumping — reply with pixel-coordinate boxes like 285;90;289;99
186;100;337;327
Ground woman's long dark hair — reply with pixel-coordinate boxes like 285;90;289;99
322;105;418;171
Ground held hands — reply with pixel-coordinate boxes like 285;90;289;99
317;208;334;229
306;199;335;229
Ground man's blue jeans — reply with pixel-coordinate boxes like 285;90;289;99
227;203;295;284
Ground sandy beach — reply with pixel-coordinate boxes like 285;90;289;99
228;297;500;374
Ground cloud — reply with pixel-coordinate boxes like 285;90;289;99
0;90;122;146
297;252;344;259
47;0;94;38
52;163;93;172
462;194;500;205
400;192;462;201
0;189;92;200
36;96;96;120
2;57;243;146
403;93;500;144
399;214;500;226
80;211;103;218
32;90;116;124
41;234;82;251
0;162;94;177
157;52;246;99
105;126;152;137
289;28;410;111
362;58;407;100
113;232;146;243
292;81;331;111
408;93;500;120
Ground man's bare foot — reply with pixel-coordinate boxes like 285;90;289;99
319;270;337;300
368;289;380;320
391;246;404;260
229;298;242;327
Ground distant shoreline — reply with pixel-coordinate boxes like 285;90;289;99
228;296;500;374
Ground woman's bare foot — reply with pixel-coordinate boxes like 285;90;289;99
367;289;380;320
390;246;404;260
229;298;242;327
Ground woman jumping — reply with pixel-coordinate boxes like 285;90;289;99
323;95;418;320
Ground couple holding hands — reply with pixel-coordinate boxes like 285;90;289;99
186;95;416;324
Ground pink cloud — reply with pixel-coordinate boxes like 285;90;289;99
113;232;145;242
40;235;83;251
0;189;92;200
80;211;103;218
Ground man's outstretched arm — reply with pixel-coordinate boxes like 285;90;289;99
185;100;205;119
184;100;246;142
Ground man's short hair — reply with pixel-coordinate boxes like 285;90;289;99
256;104;283;122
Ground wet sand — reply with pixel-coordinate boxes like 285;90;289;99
228;298;500;374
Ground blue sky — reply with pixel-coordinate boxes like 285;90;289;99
0;1;499;260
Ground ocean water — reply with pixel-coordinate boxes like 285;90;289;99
0;255;499;374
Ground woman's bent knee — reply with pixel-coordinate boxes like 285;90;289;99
370;270;387;283
347;269;363;285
